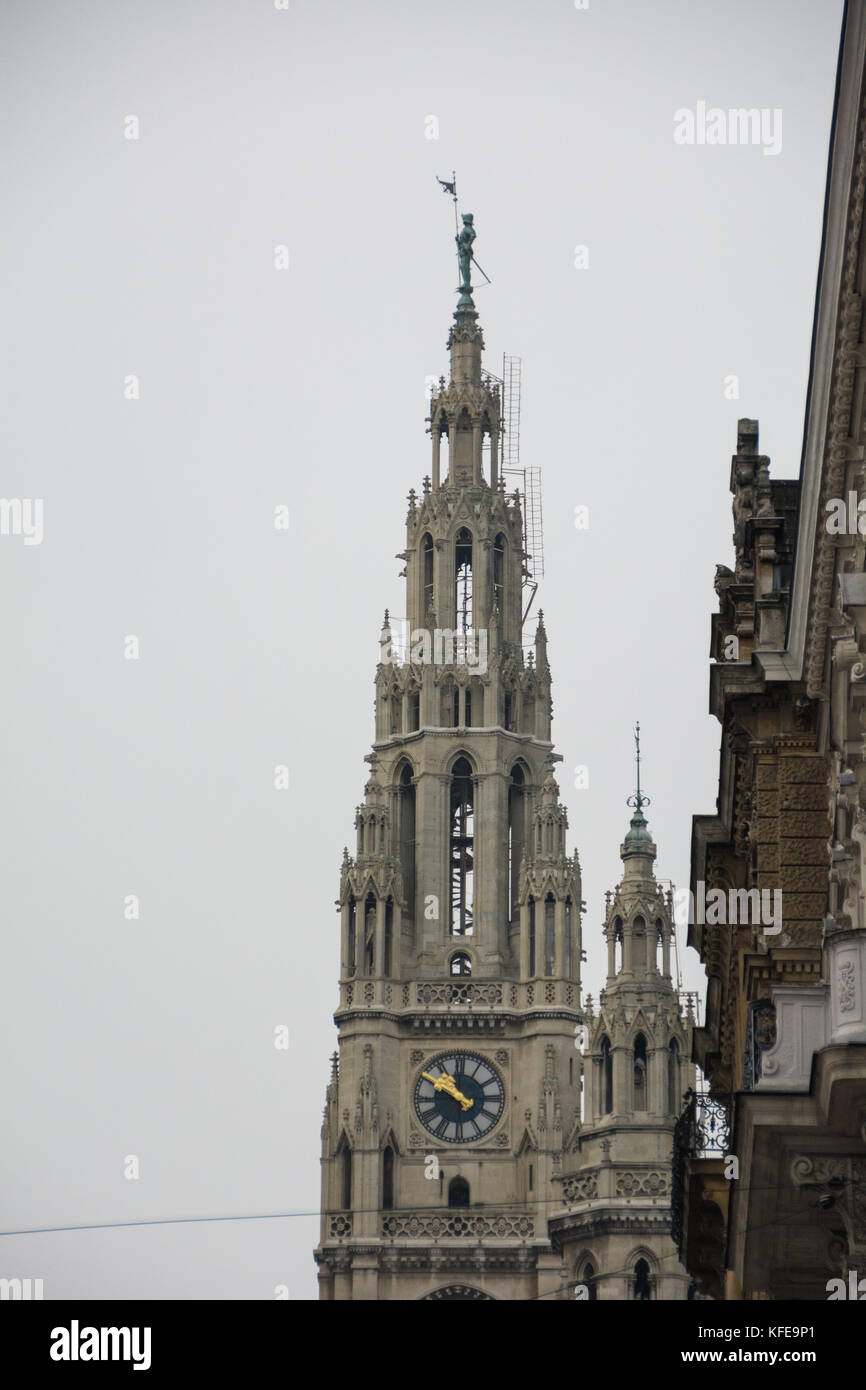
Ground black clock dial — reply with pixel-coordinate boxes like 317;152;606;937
414;1052;505;1143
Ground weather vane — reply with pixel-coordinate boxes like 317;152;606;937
627;721;651;814
436;172;492;298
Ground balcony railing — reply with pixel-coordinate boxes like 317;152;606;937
671;1089;731;1252
337;977;581;1013
381;1209;533;1240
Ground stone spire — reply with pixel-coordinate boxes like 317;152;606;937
621;721;658;886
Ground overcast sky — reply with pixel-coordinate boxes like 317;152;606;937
1;0;844;1300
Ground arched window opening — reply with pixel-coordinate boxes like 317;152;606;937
569;1056;574;1086
668;1038;680;1114
564;897;573;977
408;688;420;732
440;681;456;727
399;764;416;923
347;896;356;978
633;1258;652;1301
503;690;513;731
528;897;536;976
528;1163;534;1191
545;894;556;975
633;1033;647;1111
382;1145;394;1210
493;533;505;612
450;758;474;936
614;916;623;972
455;528;473;632
422;533;434;618
448;1177;470;1209
450;952;472;976
384;898;393;977
508;765;525;922
601;1036;613;1115
390;691;401;736
581;1263;597;1301
364;893;376;975
655;918;663;972
464;686;471;728
633;914;645;971
341;1145;352;1210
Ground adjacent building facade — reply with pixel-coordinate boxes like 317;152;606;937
676;0;866;1301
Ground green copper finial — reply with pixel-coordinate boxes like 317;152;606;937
627;721;651;817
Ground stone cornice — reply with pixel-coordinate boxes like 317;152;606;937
761;4;866;694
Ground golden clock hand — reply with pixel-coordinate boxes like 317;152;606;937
435;1071;474;1112
421;1070;473;1112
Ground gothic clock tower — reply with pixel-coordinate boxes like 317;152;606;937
315;220;583;1301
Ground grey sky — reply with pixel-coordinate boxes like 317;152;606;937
1;0;843;1299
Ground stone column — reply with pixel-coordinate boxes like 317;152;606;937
612;1044;629;1114
432;428;440;490
606;929;616;979
662;925;671;979
520;900;531;979
375;897;386;977
622;921;633;974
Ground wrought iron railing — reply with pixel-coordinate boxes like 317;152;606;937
671;1090;731;1253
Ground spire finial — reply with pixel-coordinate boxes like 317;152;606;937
627;721;651;816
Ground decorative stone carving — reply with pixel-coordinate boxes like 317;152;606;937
561;1172;598;1203
382;1211;533;1240
616;1170;669;1197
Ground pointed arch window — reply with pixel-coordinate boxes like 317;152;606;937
399;764;416;923
668;1038;680;1114
448;1177;470;1209
600;1036;613;1115
564;897;573;977
508;765;525;922
503;689;513;731
528;896;536;976
455;528;473;632
441;681;459;727
545;894;556;976
384;898;393;977
449;758;474;936
633;1033;647;1111
493;533;505;612
390;690;401;736
408;687;420;732
364;893;376;975
347;895;356;978
382;1145;394;1210
422;532;434;618
633;1258;652;1301
581;1262;598;1301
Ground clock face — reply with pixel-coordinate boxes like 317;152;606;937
414;1052;505;1144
